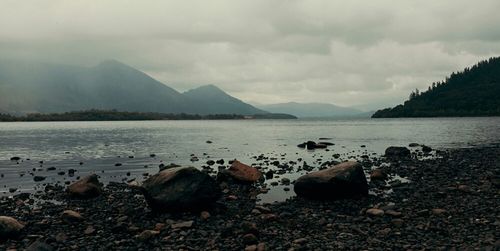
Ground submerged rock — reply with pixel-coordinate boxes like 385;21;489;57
385;146;411;158
67;174;103;198
218;160;262;183
141;167;220;212
294;161;368;199
0;216;24;239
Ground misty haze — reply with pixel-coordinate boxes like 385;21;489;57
0;1;499;250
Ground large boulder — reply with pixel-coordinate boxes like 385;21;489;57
218;160;262;183
142;166;220;212
67;174;103;198
294;161;368;199
0;216;24;239
385;146;411;158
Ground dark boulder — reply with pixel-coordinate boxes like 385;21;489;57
422;145;432;153
294;161;368;199
0;216;24;239
66;174;103;198
10;157;21;161
385;146;411;158
141;167;220;212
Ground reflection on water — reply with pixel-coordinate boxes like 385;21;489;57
0;117;499;201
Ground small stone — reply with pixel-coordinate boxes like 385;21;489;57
254;205;271;214
385;210;402;217
200;211;211;220
33;176;46;182
260;214;278;221
136;230;159;241
84;226;95;235
366;208;384;217
257;243;266;251
370;169;387;180
61;210;83;222
55;232;67;242
245;245;257;251
171;220;193;229
242;233;258;245
432;208;447;215
293;238;307;244
154;223;166;231
391;219;404;227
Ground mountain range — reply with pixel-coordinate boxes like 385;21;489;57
0;60;265;115
257;102;372;118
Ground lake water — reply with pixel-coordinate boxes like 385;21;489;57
1;117;499;202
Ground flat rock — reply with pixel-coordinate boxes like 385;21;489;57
366;208;385;217
171;220;194;229
294;161;368;199
219;160;262;183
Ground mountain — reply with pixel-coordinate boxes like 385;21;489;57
257;102;365;118
183;85;266;115
372;57;500;118
0;60;265;115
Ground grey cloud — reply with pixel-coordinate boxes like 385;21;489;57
1;0;499;108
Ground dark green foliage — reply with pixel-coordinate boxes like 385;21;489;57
373;57;500;118
0;109;296;121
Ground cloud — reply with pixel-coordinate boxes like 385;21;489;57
1;0;500;108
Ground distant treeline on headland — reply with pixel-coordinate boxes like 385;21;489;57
372;57;500;118
0;109;297;122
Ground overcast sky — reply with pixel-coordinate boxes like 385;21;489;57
1;0;500;109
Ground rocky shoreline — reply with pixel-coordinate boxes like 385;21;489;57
1;145;499;250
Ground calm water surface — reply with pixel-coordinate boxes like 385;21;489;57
1;117;499;202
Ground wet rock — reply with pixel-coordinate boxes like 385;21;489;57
141;167;220;212
409;143;420;147
422;145;432;153
61;210;83;222
84;225;96;235
385;146;411;158
34;176;46;182
218;160;262;183
137;230;159;241
432;208;447;215
10;156;21;161
171;220;194;229
294;161;368;199
206;160;215;166
67;174;103;198
159;163;181;171
366;208;385;217
242;233;258;245
200;211;211;220
0;216;24;239
370;169;387;180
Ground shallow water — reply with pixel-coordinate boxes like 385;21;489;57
1;117;499;202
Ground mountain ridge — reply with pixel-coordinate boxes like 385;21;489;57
0;60;265;115
257;101;367;118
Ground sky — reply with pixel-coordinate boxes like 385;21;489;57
1;0;500;110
